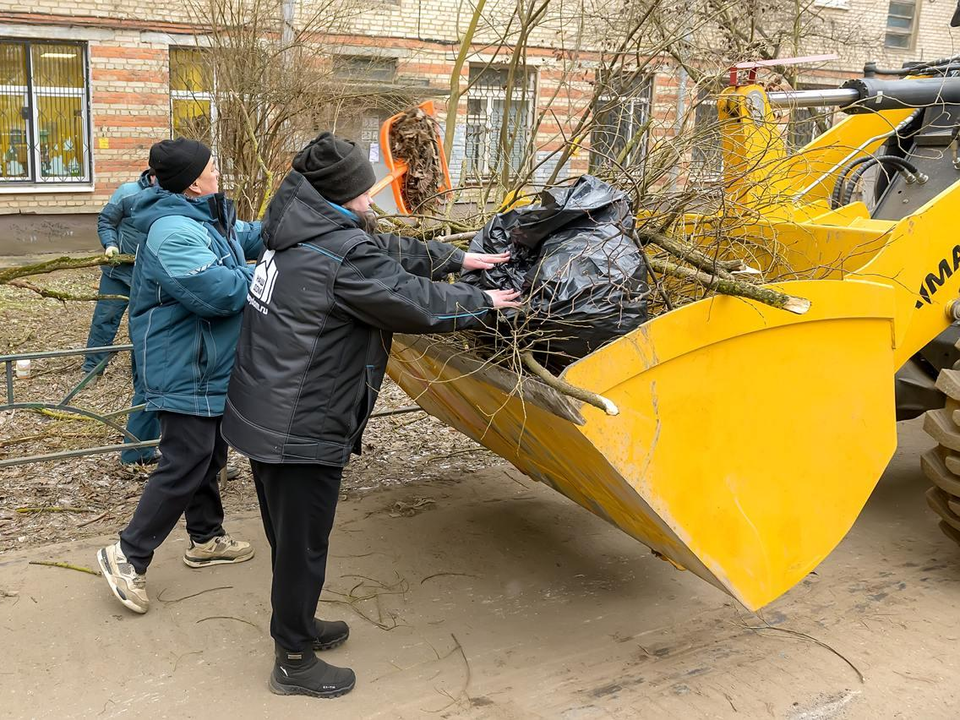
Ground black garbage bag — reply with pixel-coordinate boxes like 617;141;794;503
462;175;649;367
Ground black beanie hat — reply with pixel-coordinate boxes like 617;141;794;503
292;132;376;205
149;138;212;194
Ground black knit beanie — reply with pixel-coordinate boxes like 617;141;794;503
292;132;376;204
149;138;212;194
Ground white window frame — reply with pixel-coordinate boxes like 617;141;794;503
464;65;536;179
169;88;218;136
0;39;92;189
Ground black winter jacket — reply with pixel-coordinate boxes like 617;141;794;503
221;170;493;466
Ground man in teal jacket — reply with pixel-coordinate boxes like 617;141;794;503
97;138;262;614
84;168;161;465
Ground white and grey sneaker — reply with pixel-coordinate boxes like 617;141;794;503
183;534;254;568
97;541;148;614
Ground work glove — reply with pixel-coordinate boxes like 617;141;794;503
104;246;119;258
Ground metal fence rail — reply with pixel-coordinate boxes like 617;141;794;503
0;345;423;468
0;344;157;468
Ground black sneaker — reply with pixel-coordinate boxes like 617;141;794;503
314;619;349;651
269;646;355;699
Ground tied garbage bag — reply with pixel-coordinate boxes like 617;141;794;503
463;175;649;367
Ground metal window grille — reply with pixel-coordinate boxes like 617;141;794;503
464;65;535;178
589;71;653;172
691;85;724;180
885;0;917;50
0;40;91;184
169;47;217;143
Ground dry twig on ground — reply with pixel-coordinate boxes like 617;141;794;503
28;560;101;576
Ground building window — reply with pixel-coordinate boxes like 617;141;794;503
885;0;917;50
464;64;535;178
169;48;215;141
327;55;399;161
590;71;652;172
332;55;397;83
691;84;723;180
0;40;90;184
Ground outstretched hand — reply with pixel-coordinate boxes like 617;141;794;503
462;251;511;272
484;288;522;309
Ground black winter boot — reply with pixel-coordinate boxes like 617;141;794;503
270;645;356;698
314;618;350;651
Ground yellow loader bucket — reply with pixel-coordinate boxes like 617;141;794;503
389;280;898;610
384;84;960;610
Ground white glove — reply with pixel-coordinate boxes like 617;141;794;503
104;246;119;258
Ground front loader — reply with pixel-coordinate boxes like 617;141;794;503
379;55;960;610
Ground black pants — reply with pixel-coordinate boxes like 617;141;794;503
251;460;343;652
120;413;227;574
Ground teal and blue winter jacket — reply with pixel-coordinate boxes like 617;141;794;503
97;169;154;283
128;188;262;417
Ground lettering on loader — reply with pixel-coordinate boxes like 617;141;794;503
915;244;960;308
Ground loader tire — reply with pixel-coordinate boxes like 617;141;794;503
925;487;960;533
940;520;960;546
922;363;960;548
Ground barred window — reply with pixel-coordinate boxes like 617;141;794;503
0;40;90;184
691;84;723;181
169;48;215;142
464;64;536;179
590;71;652;173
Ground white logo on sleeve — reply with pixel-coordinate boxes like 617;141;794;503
248;249;278;314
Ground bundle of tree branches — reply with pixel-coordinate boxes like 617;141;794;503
636;226;809;315
388;106;445;213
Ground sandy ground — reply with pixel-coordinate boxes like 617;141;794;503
0;417;957;719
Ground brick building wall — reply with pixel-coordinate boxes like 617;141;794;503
0;0;957;217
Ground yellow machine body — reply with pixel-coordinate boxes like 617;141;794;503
385;85;960;610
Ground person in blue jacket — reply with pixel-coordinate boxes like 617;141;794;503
96;138;262;615
83;168;161;465
83;168;154;374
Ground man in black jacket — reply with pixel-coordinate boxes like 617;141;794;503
221;132;519;699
